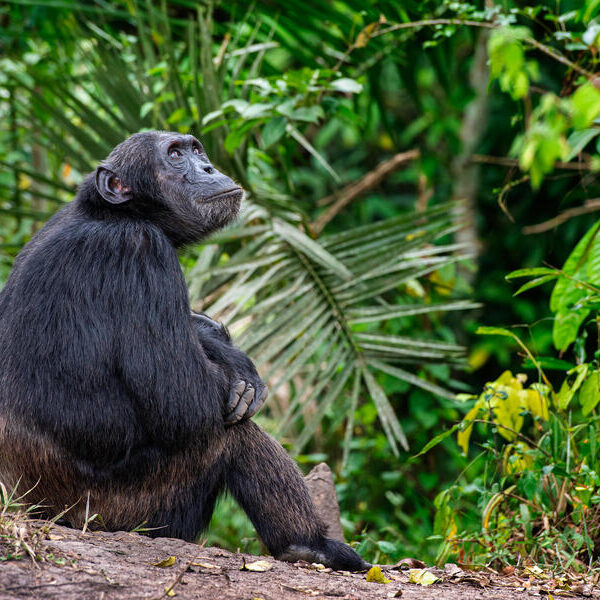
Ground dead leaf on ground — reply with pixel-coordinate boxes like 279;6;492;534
153;555;176;568
189;561;221;570
392;557;426;570
442;563;490;588
242;559;273;572
366;566;392;584
408;568;440;586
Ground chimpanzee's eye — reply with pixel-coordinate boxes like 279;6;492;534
193;147;200;155
169;148;182;159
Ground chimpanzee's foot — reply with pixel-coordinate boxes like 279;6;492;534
277;538;371;571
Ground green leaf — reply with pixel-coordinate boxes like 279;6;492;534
566;127;600;161
262;116;287;148
513;274;559;295
290;105;324;123
553;309;588;352
140;101;154;119
286;124;340;182
167;107;187;124
580;371;600;415
240;102;272;119
476;326;515;337
412;425;460;459
521;356;575;371
556;364;589;410
550;219;600;349
330;78;363;94
506;267;558;279
376;541;397;555
572;83;600;129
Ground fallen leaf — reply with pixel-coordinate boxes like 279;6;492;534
502;565;515;576
394;557;426;570
408;568;440;586
190;561;221;570
164;587;176;597
153;556;176;568
523;565;549;579
366;566;392;584
243;560;273;572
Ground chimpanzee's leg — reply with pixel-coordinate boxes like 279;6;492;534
222;420;370;571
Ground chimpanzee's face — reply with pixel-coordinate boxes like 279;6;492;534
94;131;244;246
156;133;243;206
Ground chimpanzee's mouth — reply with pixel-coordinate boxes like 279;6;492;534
202;187;244;203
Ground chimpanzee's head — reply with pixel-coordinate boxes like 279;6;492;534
92;131;244;246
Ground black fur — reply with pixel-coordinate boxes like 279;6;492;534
0;131;369;571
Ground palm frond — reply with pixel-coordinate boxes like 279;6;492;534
189;201;475;457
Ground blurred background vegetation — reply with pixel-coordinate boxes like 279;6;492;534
3;0;600;571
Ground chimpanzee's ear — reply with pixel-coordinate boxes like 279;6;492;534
95;167;132;204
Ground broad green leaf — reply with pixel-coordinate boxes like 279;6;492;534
521;356;575;371
550;219;600;308
572;83;600;129
566;127;600;160
376;541;397;555
556;364;589;410
290;105;324;123
262;116;287;148
553;309;588;352
580;371;600;415
330;77;363;94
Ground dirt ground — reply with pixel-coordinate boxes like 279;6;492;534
1;523;598;600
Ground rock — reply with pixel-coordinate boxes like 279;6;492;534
304;462;345;543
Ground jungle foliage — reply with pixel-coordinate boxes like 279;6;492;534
3;0;600;569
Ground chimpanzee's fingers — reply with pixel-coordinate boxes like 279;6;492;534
226;380;246;413
245;385;268;420
225;384;255;424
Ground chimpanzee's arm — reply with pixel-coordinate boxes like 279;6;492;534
191;312;268;424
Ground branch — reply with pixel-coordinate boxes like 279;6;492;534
375;19;594;79
471;153;593;171
522;199;600;234
374;19;497;36
525;36;595;79
310;149;420;236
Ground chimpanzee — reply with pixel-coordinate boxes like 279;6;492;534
0;131;369;571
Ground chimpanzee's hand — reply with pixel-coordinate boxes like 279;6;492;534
190;312;268;424
224;377;268;425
